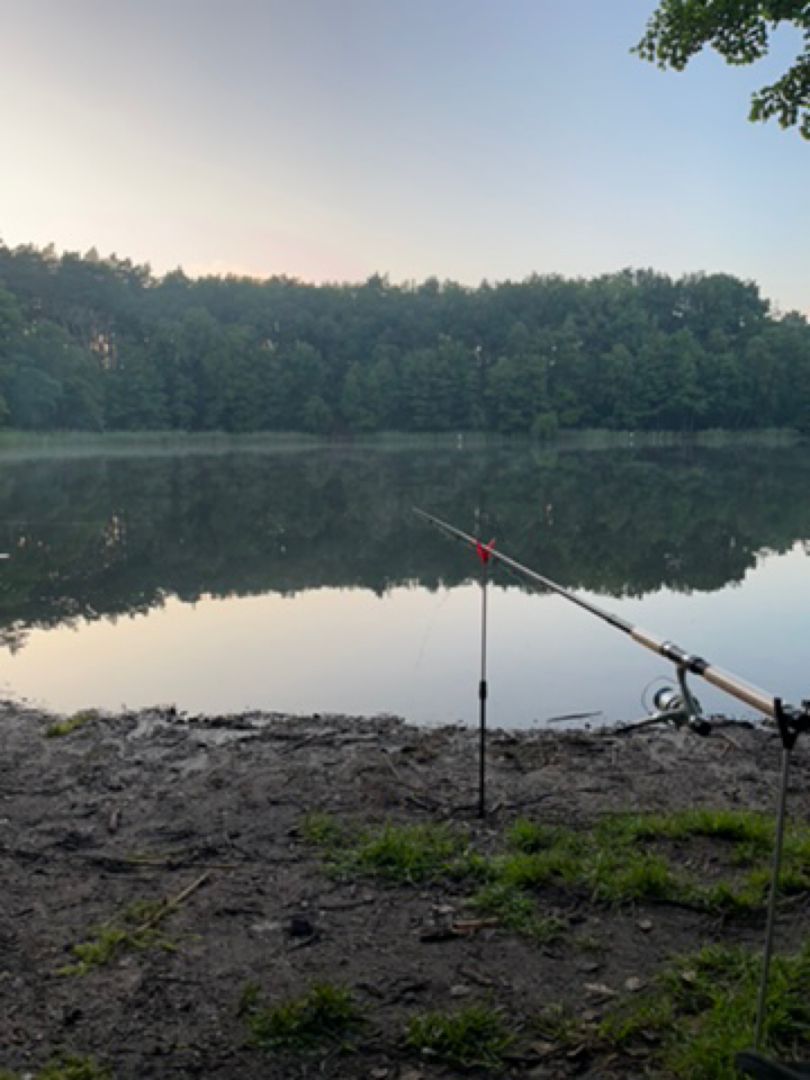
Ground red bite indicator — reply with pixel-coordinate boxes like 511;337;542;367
475;538;496;565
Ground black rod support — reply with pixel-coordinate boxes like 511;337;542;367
478;565;488;819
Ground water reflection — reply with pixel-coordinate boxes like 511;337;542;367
1;442;809;722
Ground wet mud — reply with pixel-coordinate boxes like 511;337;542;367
1;702;807;1078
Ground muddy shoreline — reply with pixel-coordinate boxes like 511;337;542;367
1;701;808;1078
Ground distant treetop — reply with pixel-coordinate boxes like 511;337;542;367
1;240;809;437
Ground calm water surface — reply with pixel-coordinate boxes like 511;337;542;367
1;440;809;727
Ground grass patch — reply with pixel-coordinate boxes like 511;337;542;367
584;848;681;904
302;814;478;884
500;810;810;913
602;942;810;1078
496;816;688;905
507;819;565;853
406;1004;513;1071
58;896;179;976
58;923;174;976
45;710;97;738
616;808;775;850
533;1003;590;1048
470;881;566;943
302;808;810;937
0;1059;111;1080
59;927;134;975
243;983;361;1051
300;811;346;848
349;822;473;883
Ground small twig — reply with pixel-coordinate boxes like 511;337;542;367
419;917;498;942
405;793;443;812
319;896;377;912
125;855;239;870
613;716;670;735
497;793;555;812
278;732;331;755
451;917;499;934
458;965;496;987
134;871;211;934
546;711;603;724
714;730;741;754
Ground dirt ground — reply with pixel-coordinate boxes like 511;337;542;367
1;701;808;1079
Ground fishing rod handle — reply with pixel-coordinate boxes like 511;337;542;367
630;627;775;719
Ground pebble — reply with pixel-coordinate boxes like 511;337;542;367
287;915;315;937
577;959;601;973
529;1040;555;1057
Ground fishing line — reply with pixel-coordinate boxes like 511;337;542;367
410;588;453;677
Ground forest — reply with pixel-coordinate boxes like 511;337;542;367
1;241;809;435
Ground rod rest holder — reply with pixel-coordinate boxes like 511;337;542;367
676;664;712;736
775;699;810;751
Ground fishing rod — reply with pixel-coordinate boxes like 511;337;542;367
414;506;810;1060
414;507;798;726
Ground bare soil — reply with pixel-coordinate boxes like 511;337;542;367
1;701;808;1079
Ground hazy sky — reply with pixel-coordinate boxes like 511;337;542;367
1;1;808;313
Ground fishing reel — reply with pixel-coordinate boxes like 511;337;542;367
642;666;712;737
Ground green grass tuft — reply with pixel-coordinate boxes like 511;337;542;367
37;1061;111;1080
585;849;682;903
470;881;566;943
602;942;810;1078
122;899;167;925
349;822;470;883
507;818;564;853
303;814;476;884
237;981;261;1016
0;1059;111;1080
45;711;97;738
58;901;177;976
533;1003;589;1047
406;1004;513;1070
58;927;133;976
300;811;346;848
244;983;360;1051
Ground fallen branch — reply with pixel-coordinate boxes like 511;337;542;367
134;870;212;934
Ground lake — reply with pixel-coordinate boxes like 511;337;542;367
1;437;809;728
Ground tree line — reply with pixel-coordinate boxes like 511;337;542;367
1;241;809;435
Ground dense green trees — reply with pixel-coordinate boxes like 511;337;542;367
0;241;809;436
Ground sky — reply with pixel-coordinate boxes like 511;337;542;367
1;0;808;313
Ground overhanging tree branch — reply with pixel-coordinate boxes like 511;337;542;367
635;1;810;138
